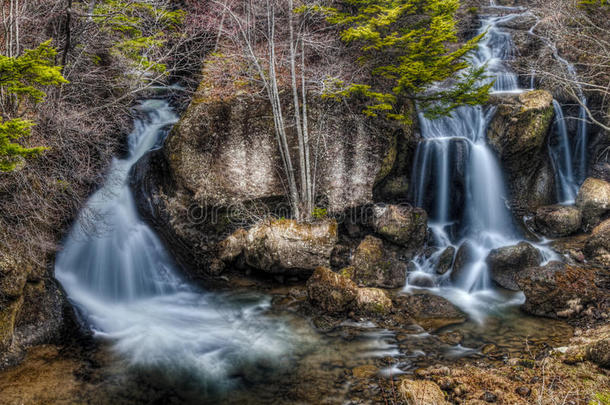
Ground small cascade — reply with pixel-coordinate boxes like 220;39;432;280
549;100;577;203
406;12;559;319
55;100;291;387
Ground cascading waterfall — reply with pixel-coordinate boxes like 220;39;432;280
549;100;577;203
55;99;291;387
406;12;555;319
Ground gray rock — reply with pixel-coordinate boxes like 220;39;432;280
486;242;542;290
451;241;476;284
534;205;582;237
436;246;455;275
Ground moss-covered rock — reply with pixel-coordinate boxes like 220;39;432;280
350;235;407;288
368;204;428;251
487;90;556;212
354;288;392;316
534;205;582;237
576;178;610;231
306;267;358;314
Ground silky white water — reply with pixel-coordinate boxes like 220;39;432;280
55;100;292;386
407;13;558;321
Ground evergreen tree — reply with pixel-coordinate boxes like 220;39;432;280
0;40;67;172
307;0;493;123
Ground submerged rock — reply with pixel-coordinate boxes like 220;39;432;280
394;293;467;331
576;178;610;231
534;205;582;237
368;204;427;251
516;261;599;319
487;90;556;212
350;236;407;288
399;378;448;405
306;267;358;314
584;218;610;268
486;242;542;291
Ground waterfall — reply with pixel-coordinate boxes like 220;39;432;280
549;100;577;203
407;14;532;318
55;99;291;386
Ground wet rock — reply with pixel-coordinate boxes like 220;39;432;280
451;241;476;284
486;242;542;291
534;205;582;237
394;293;467;331
368;204;428;251
584;218;610;267
354;288;393;316
398;378;448;405
408;273;435;288
350;236;407;288
306;267;358;314
488;90;556;211
436;247;455;275
516;261;599;319
586;338;610;369
240;219;338;276
576;178;610;230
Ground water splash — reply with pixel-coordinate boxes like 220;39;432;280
55;100;292;388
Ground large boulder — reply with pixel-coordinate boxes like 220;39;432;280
576;178;610;231
486;242;542;290
220;219;338;276
368;204;427;251
350;236;407;288
534;205;582;237
584;218;610;268
394;293;467;331
516;261;599;319
306;267;358;314
487;90;556;211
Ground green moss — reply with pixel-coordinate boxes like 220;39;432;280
590;392;610;405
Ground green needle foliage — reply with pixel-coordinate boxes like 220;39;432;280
305;0;493;123
93;0;185;75
0;40;67;172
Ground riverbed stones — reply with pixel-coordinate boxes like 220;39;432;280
306;267;358;314
394;293;467;331
399;378;448;405
516;261;599;319
350;235;407;288
584;218;610;267
486;242;542;291
487;90;556;211
534;205;582;237
576;178;610;230
368;204;427;251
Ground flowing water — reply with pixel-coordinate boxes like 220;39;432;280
54;100;293;391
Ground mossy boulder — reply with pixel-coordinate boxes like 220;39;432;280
534;205;582;237
350;235;407;288
486;242;542;291
516;261;600;319
354;288;392;316
368;204;428;251
487;90;555;211
584;218;610;268
221;219;338;276
306;267;358;314
576;178;610;231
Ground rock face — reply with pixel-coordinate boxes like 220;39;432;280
350;236;407;288
306;267;358;314
584;219;610;267
487;90;556;212
576;178;610;230
394;293;467;331
516;261;599;319
219;219;338;276
399;378;448;405
486;242;542;290
534;205;582;237
368;204;428;251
